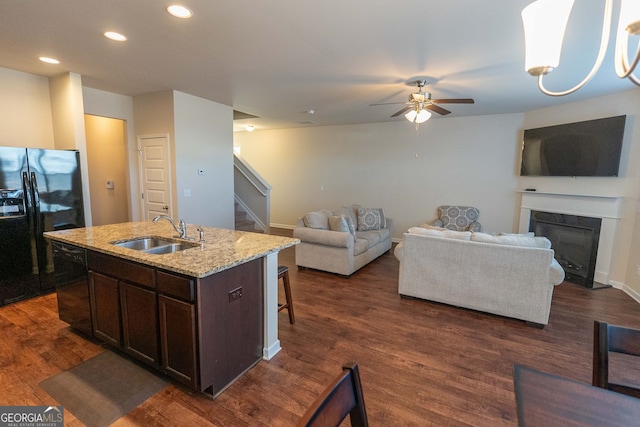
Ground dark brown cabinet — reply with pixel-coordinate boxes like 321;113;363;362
84;249;264;396
159;294;197;387
88;251;159;368
88;270;121;347
120;281;160;368
157;270;197;387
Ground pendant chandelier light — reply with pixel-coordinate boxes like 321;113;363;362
521;0;640;96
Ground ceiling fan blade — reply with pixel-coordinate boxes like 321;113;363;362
369;101;410;106
391;106;413;117
432;98;475;104
425;104;451;116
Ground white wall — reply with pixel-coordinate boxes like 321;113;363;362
173;91;234;228
518;88;640;297
235;88;640;296
83;87;137;220
133;90;234;228
0;67;54;148
235;113;525;236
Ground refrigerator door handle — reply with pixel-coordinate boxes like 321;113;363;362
30;172;42;235
30;172;40;206
22;172;33;211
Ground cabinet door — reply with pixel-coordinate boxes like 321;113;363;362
88;271;121;347
120;281;160;368
159;294;197;388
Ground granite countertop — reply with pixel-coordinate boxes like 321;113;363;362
44;221;299;278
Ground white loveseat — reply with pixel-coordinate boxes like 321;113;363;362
394;227;565;326
294;205;393;276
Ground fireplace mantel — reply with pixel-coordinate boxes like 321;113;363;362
518;191;621;286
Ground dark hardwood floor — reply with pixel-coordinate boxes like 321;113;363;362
2;235;640;426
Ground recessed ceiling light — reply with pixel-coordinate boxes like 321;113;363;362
39;57;60;64
245;125;255;132
104;31;127;42
167;5;193;18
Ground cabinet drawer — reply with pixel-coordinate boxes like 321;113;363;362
88;251;155;289
157;270;195;302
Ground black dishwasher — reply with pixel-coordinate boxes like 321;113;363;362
52;241;92;336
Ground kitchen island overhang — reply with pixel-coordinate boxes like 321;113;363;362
45;221;299;396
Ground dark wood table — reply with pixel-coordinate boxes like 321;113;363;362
513;364;640;426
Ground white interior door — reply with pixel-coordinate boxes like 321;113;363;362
138;134;173;221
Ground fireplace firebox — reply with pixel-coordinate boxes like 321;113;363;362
529;211;603;289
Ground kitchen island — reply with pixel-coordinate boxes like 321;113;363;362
44;221;298;397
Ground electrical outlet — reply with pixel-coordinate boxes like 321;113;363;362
229;287;243;302
636;265;640;277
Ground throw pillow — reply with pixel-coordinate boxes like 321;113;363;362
328;214;352;234
357;207;386;231
471;232;550;248
408;227;472;240
499;232;535;237
303;211;329;229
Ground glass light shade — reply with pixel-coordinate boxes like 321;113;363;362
522;0;575;75
404;110;417;122
415;109;431;123
620;0;640;35
405;109;431;123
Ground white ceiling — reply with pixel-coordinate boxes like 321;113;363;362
0;0;637;132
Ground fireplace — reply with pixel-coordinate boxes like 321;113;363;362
529;211;601;288
519;191;621;288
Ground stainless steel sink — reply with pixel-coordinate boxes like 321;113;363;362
144;242;198;255
112;237;175;250
111;237;198;254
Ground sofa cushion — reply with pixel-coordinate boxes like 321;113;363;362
357;207;386;231
354;238;368;256
471;232;551;249
356;228;389;248
340;205;361;229
408;227;472;240
328;214;356;237
303;211;328;229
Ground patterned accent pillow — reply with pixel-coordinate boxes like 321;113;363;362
438;206;480;231
357;208;385;231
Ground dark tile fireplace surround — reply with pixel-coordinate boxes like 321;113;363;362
520;191;620;290
529;211;604;288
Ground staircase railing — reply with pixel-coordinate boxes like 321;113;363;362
234;153;271;233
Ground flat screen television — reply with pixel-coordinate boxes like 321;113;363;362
520;115;626;177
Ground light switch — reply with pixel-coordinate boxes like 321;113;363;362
184;188;192;197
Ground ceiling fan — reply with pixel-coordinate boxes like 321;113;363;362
371;80;475;122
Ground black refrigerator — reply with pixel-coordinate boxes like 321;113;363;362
0;146;85;306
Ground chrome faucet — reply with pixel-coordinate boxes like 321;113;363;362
197;226;205;243
153;215;188;239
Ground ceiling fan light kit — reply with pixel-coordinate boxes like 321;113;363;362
405;108;432;124
370;80;474;127
522;0;640;96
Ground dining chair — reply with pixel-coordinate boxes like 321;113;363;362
296;362;368;427
592;320;640;398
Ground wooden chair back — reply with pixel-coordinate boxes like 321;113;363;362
297;362;368;427
592;320;640;398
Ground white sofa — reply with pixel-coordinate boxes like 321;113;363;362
394;227;565;326
294;206;393;276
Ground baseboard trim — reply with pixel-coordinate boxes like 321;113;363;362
609;280;640;305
